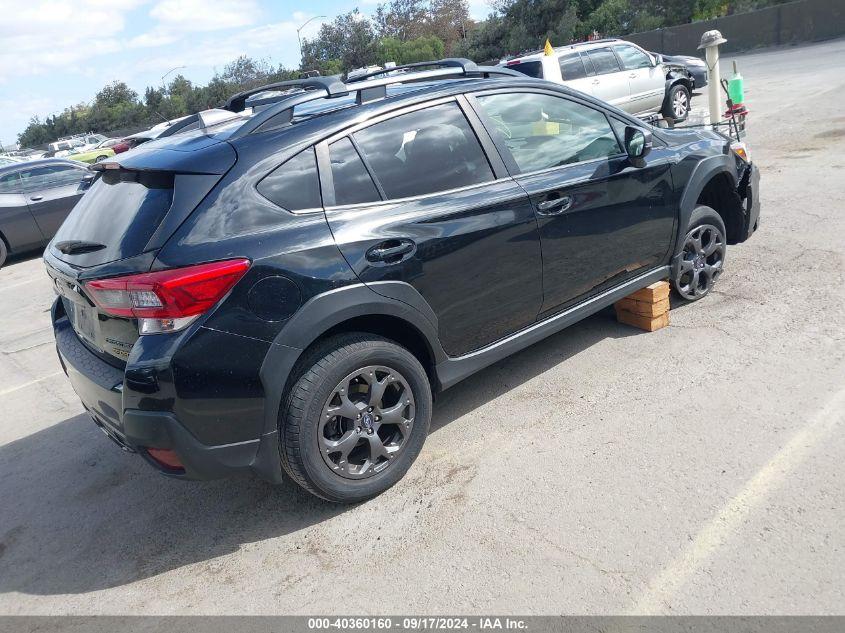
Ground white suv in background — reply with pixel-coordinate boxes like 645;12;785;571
498;39;689;122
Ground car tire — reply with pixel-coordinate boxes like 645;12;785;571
664;83;691;122
280;333;432;503
0;237;7;269
672;205;726;302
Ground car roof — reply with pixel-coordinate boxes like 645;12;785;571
0;158;87;175
102;70;642;174
501;38;639;62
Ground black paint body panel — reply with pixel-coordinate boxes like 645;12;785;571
45;75;760;482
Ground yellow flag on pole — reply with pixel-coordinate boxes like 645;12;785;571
544;39;554;56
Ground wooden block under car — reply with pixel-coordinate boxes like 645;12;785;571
614;296;670;318
626;281;670;303
615;309;669;332
614;280;671;331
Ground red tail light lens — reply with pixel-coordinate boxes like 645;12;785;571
85;259;251;320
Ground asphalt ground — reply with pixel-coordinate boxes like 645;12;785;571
0;38;843;615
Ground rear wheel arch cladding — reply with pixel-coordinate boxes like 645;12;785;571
258;283;445;438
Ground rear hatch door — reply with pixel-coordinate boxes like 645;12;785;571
46;136;237;364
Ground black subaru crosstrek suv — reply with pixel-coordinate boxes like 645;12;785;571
45;59;760;502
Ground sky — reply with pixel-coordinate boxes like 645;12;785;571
0;0;493;148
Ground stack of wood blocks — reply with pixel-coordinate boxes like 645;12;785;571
614;281;670;332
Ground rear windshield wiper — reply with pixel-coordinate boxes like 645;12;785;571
54;240;107;255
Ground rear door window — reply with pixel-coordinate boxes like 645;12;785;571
586;48;622;75
257;148;321;211
559;54;587;80
328;137;381;206
20;165;85;190
353;102;494;200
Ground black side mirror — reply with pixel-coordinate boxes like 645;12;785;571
624;126;653;162
80;172;96;189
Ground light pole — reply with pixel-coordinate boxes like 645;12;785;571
297;15;326;65
161;65;186;91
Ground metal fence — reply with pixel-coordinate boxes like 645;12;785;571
626;0;845;56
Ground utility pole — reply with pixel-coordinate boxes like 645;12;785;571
161;65;187;91
297;15;327;66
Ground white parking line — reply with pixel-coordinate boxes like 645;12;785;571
0;371;63;398
0;277;42;292
629;381;845;614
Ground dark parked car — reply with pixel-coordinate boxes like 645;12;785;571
44;59;760;502
0;159;92;268
655;52;708;90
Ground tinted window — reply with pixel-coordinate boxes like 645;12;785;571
354;102;494;199
19;165;85;190
587;48;621;74
51;170;174;262
507;60;543;78
559;54;587;80
581;53;596;76
0;171;21;194
329;137;381;206
476;92;622;173
615;45;652;70
257;148;321;211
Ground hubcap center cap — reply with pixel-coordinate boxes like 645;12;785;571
362;412;375;430
694;255;706;269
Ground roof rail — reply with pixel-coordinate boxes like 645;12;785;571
226;59;528;140
345;58;479;83
156;108;245;138
223;76;349;112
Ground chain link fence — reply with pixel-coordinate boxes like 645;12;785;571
626;0;845;56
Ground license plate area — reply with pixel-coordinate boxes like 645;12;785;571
66;300;103;351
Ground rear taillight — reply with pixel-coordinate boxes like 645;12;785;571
85;259;250;334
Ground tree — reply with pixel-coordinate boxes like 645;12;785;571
301;10;380;73
379;35;445;64
375;0;429;40
376;0;472;53
93;81;138;109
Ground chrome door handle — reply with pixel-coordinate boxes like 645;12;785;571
536;195;574;215
30;195;43;201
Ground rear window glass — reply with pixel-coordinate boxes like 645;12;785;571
506;60;543;78
257;148;321;211
353;102;494;200
559;54;587;80
587;48;621;74
51;170;174;261
329;137;381;206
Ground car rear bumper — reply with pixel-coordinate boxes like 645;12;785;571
53;299;265;481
